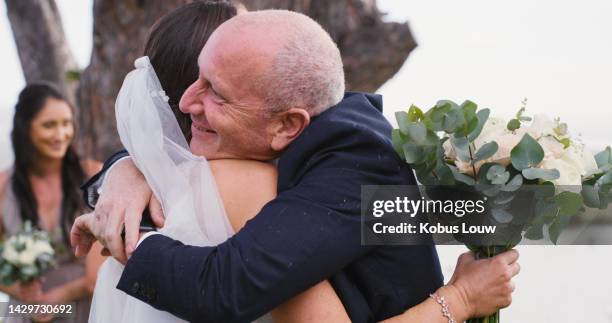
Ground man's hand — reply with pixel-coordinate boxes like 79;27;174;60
448;249;520;318
70;158;165;263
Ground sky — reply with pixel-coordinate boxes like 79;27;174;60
1;0;611;169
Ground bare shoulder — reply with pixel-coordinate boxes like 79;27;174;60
209;159;278;231
80;159;103;178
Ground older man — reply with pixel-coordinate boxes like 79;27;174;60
72;10;518;323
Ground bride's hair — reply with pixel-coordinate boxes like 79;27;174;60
143;1;237;142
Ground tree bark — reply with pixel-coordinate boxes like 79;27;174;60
76;0;190;159
238;0;417;92
5;0;79;104
7;0;415;159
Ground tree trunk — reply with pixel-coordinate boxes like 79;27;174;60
76;0;190;159
238;0;417;92
7;0;415;159
5;0;79;104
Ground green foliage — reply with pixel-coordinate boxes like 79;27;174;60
510;134;544;170
521;168;560;181
473;141;499;164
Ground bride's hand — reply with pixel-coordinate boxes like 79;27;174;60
448;249;520;318
70;158;165;263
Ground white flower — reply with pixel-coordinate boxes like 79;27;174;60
538;136;565;160
18;247;37;266
526;114;556;138
30;240;54;256
2;243;20;264
539;142;598;188
540;157;582;187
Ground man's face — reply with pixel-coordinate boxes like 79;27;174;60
179;28;276;160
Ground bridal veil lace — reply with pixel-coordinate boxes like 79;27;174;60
88;57;236;322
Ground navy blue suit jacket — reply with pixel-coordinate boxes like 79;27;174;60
94;92;442;322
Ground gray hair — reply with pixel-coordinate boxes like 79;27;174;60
236;10;345;116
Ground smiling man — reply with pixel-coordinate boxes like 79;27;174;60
72;9;519;323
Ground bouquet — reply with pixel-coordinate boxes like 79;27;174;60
0;221;56;285
392;99;612;322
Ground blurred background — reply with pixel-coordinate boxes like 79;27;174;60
0;0;610;322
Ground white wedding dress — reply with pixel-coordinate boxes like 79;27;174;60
89;57;271;323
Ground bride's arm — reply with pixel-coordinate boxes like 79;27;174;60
210;159;350;323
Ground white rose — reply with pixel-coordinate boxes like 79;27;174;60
527;114;556;138
2;243;20;264
18;248;37;266
538;136;565;160
31;240;54;256
540;158;582;188
563;143;598;177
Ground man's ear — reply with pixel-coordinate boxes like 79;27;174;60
269;108;310;152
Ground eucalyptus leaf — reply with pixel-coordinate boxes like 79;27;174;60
507;119;521;131
554;191;583;216
501;174;523;192
406;122;427;144
511;134;544;170
473;141;499;164
522;168;561;181
581;184;601;209
548;215;571;244
402;143;425;164
450;136;471;162
486;165;510;185
408;105;424;122
491;208;513;223
468;108;490;141
396;111;410;136
594;146;612;169
449;165;476;185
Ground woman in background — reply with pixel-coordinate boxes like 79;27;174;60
0;83;106;322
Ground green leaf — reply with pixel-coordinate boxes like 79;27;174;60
402;143;425;164
449;165;476;185
468;108;490;141
408;105;424;122
511;134;545;170
548;215;571;244
524;221;544;240
406;122;427;144
594;146;612;169
507;119;521;131
522;168;561;181
396;111;410;136
486;164;510;185
450;136;471;162
491;208;513;223
581;184;601;208
558;138;571;149
473;141;499;164
554;191;583;216
501;174;523;192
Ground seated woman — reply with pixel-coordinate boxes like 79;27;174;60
0;83;106;322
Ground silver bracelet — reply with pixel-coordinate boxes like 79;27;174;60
429;293;457;323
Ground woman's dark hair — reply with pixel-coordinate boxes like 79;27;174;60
10;83;85;247
144;1;237;141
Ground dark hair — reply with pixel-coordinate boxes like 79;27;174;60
144;1;237;141
10;83;86;247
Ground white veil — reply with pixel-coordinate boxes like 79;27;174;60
88;57;235;322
